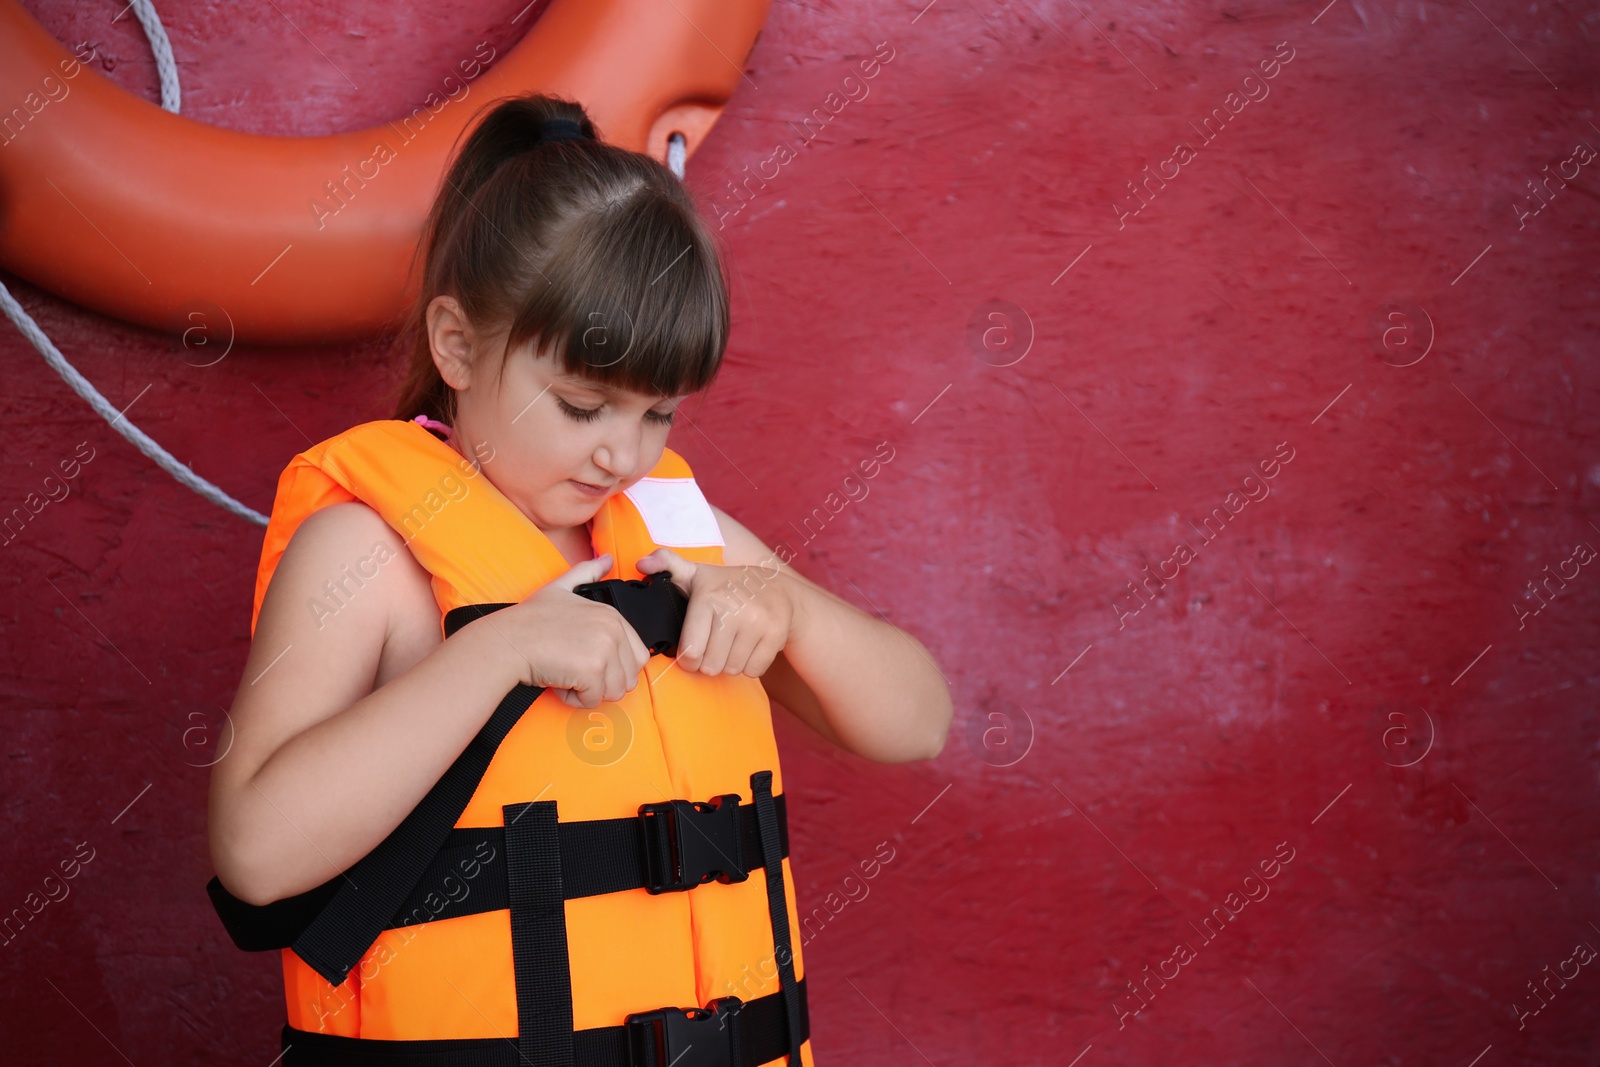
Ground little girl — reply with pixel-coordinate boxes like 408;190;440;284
207;94;951;1066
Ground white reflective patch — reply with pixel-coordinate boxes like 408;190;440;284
623;477;725;547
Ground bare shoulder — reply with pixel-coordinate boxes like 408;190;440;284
265;502;426;623
275;500;440;667
220;502;433;787
286;499;408;565
707;503;776;569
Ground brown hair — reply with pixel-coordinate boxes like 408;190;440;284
390;93;730;425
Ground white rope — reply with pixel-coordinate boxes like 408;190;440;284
1;281;269;526
2;1;267;526
127;0;181;112
667;132;686;179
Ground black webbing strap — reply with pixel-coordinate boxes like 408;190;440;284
207;873;339;953
278;977;810;1066
209;572;687;989
290;680;544;988
391;794;791;928
211;795;790;949
504;800;574;1067
444;570;688;657
750;770;804;1066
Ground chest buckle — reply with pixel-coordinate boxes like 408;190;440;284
637;794;749;893
626;995;745;1067
572;569;688;657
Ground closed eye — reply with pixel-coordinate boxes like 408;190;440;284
557;396;675;426
556;397;601;422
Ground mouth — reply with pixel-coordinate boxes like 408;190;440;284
568;479;614;497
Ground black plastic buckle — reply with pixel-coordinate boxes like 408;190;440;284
638;794;749;894
625;996;745;1067
572;570;689;657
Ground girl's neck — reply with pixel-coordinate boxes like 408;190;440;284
547;521;597;567
428;415;596;564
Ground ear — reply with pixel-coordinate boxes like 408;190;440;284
427;295;481;391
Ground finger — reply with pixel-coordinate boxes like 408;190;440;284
636;547;696;596
549;553;614;592
721;624;762;677
603;652;628;704
600;613;646;693
597;628;631;703
695;601;737;676
744;631;783;678
677;584;715;672
573;663;607;708
622;625;651;686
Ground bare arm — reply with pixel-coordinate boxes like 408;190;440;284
207;503;523;906
710;505;953;764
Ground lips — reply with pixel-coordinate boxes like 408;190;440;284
569;479;613;496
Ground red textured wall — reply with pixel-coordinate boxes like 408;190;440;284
2;1;1597;1063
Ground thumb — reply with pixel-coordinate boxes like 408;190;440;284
637;547;695;594
548;552;613;592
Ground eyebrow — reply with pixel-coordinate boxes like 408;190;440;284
556;374;617;396
555;374;687;404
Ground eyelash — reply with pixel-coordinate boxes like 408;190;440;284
557;397;675;426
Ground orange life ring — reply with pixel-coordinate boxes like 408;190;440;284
0;0;768;344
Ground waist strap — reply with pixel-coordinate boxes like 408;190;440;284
208;792;790;946
278;977;809;1067
275;776;807;1067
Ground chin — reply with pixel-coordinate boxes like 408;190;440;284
565;496;609;521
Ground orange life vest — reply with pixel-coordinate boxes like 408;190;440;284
236;417;815;1066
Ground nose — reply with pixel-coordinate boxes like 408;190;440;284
593;424;640;482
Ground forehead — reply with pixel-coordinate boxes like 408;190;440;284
551;369;688;402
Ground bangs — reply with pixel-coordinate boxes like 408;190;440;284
390;93;732;429
502;184;728;402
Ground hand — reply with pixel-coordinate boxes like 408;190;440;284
467;553;651;709
636;547;797;678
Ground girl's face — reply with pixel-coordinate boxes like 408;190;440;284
433;304;690;535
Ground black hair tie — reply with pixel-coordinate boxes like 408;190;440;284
536;117;589;144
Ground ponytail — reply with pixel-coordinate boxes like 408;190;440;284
389;94;728;425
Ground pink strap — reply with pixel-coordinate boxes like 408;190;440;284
411;414;453;440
